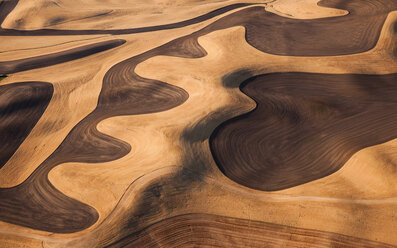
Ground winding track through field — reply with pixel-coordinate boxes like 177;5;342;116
0;0;397;243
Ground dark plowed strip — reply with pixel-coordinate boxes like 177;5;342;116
0;82;53;169
107;213;395;248
0;39;126;74
210;73;397;191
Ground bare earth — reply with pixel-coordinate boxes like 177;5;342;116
0;0;397;247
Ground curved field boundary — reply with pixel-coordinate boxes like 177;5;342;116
0;81;53;170
210;72;397;191
0;0;18;26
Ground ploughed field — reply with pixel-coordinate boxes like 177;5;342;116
0;0;397;247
